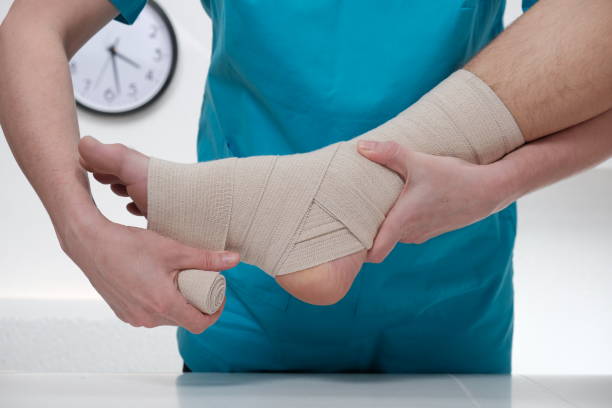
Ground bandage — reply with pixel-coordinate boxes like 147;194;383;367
149;70;523;281
177;270;225;315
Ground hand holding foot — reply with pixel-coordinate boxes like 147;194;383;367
78;72;524;308
78;136;366;306
61;209;237;331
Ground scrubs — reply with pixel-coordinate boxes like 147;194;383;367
110;0;539;373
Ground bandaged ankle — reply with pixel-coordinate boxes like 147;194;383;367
148;69;523;279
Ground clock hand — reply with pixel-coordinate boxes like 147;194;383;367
110;36;140;69
110;50;121;94
108;37;122;94
114;52;141;69
93;54;112;90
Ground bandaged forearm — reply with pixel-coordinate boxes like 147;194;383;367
149;69;523;278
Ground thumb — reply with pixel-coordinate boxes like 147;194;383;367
357;140;410;180
366;209;403;263
173;245;240;272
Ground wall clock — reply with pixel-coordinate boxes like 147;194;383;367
69;1;177;115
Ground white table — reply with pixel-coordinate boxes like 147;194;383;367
1;373;610;407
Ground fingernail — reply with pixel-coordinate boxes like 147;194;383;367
222;252;239;264
358;140;377;151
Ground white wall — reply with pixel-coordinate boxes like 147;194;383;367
0;0;211;301
1;0;611;374
0;0;211;373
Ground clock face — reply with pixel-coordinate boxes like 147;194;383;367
69;1;177;114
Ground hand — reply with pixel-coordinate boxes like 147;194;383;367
60;215;240;333
358;140;511;263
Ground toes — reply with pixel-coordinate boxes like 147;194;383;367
111;183;129;197
79;136;125;176
79;157;94;173
126;202;144;216
93;173;121;185
78;136;148;184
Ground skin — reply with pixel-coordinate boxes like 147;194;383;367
78;106;612;304
364;0;612;262
466;0;612;142
0;0;239;334
77;136;367;305
359;109;612;262
1;0;611;327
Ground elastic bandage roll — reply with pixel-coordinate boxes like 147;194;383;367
177;270;225;315
149;70;524;282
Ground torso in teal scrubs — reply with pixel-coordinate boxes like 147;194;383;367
111;0;538;373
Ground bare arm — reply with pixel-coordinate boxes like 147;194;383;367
361;0;612;259
0;0;238;331
360;109;612;260
466;0;612;141
0;0;117;244
494;109;612;210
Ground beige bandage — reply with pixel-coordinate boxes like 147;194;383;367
149;70;523;282
177;270;225;315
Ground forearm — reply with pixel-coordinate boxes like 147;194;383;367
0;2;116;247
466;0;612;141
494;109;612;210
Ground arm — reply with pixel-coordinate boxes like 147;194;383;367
360;0;612;260
492;109;612;210
360;108;612;261
466;0;612;141
0;0;238;331
0;0;116;244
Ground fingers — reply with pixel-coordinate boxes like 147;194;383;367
162;243;232;332
366;203;405;263
357;140;410;180
357;140;411;263
165;292;224;334
171;244;240;272
128;313;175;329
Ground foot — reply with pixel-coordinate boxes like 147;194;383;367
78;136;365;305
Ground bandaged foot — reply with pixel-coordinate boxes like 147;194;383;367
80;69;523;308
78;137;368;307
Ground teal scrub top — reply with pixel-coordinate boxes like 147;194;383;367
110;0;538;373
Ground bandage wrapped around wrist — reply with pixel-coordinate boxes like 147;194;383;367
149;70;523;283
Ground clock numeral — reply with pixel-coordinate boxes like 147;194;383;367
128;82;138;98
153;48;163;62
104;88;116;103
149;25;159;39
69;5;176;114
